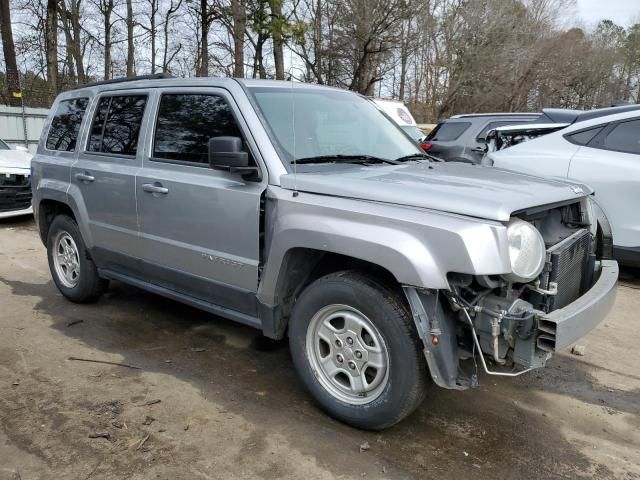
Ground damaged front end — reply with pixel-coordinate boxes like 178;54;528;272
405;198;619;389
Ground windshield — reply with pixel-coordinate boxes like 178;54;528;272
248;86;421;166
0;139;9;150
399;125;425;141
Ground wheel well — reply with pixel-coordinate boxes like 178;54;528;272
265;248;403;339
37;200;75;245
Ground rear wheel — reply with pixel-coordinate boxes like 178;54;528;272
289;271;427;430
47;215;108;303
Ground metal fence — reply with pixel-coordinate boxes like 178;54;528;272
0;104;49;153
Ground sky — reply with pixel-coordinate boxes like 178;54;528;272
574;0;640;28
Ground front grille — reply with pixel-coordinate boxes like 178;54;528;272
539;229;592;311
0;174;32;213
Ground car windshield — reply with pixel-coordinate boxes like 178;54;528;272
0;139;9;150
248;86;421;166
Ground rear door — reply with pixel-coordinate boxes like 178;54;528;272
71;92;148;272
568;119;640;249
136;88;266;317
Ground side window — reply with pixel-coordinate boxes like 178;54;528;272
565;126;604;146
45;98;89;151
153;94;242;164
88;95;147;156
602;120;640;154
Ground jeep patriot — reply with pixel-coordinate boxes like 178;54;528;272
32;75;618;429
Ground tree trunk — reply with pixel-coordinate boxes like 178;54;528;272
103;0;114;80
60;12;77;83
126;0;135;76
398;20;410;100
70;0;85;84
197;0;209;76
150;0;157;73
0;0;20;97
162;0;182;72
232;0;246;78
269;0;284;80
45;0;58;96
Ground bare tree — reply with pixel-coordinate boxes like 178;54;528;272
45;0;58;94
232;0;246;77
162;0;183;72
0;0;20;96
268;0;284;79
126;0;135;76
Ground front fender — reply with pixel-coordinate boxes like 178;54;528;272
257;187;511;305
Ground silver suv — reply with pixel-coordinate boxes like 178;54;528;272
32;76;618;430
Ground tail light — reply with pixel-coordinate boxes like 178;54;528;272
421;142;432;151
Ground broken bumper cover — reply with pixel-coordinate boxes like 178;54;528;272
537;260;618;352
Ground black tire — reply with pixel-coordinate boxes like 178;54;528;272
47;215;108;303
289;271;427;430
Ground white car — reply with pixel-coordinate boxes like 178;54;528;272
370;98;426;143
0;139;33;219
486;110;640;266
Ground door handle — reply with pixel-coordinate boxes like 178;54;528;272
142;183;169;194
74;172;95;182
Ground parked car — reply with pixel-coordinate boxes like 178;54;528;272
370;98;426;144
33;75;618;430
0;138;33;219
423;113;541;163
484;104;640;153
486;108;640;267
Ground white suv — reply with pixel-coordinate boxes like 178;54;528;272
487;110;640;267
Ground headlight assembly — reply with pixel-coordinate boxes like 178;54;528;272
503;218;546;283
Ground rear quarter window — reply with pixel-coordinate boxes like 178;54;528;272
45;98;89;151
564;126;605;146
426;122;471;141
602;119;640;154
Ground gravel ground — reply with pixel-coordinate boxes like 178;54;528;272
0;216;639;480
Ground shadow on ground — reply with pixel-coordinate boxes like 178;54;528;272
0;271;620;479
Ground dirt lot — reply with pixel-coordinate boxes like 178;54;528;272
0;216;639;480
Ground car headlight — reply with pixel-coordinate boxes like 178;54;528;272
503;218;546;283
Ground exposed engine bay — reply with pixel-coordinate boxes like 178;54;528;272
406;197;612;389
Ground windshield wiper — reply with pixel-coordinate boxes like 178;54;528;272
394;153;444;162
292;155;401;165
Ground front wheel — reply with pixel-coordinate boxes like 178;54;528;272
289;271;427;430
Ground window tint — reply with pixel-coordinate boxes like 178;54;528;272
46;98;89;151
88;95;147;155
565;126;604;146
153;94;242;164
603;120;640;154
476;120;531;141
426;122;471;141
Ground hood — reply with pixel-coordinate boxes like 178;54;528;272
280;161;589;222
0;149;32;171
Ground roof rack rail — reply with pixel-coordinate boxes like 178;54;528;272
71;73;174;90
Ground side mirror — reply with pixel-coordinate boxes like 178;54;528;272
208;136;248;168
208;136;260;180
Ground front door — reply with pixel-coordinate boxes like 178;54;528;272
71;92;148;273
136;89;265;316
